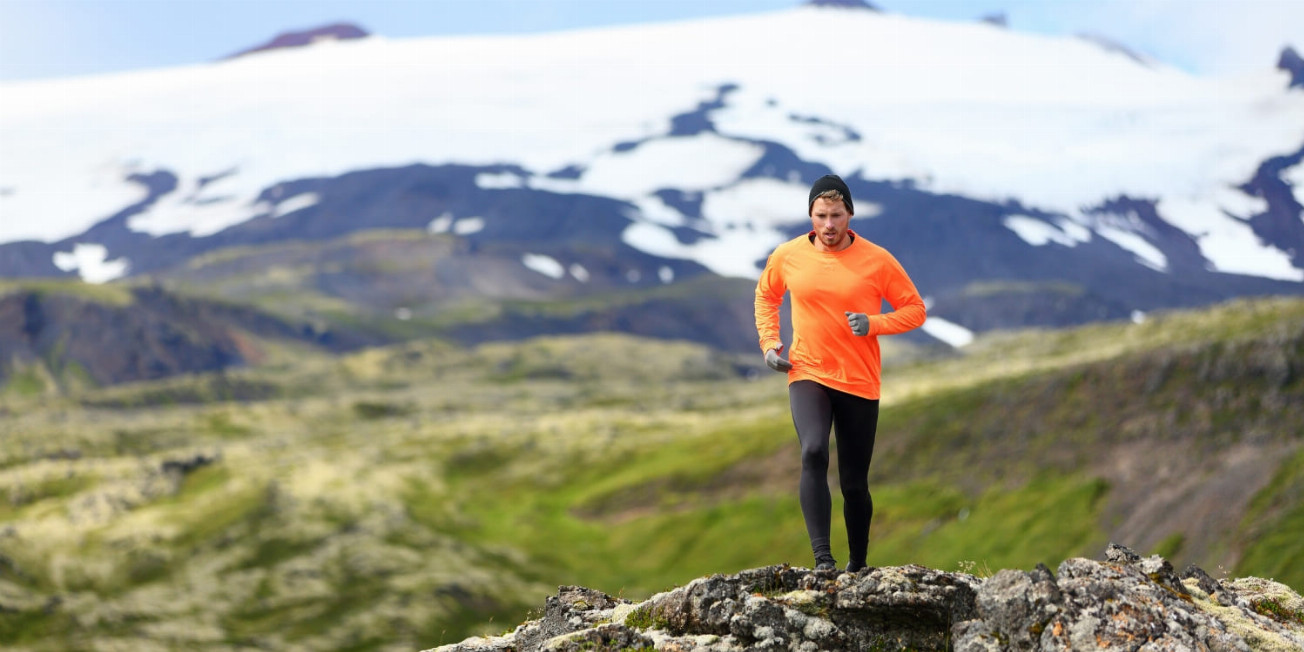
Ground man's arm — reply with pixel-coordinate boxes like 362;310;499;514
754;251;787;356
867;253;926;336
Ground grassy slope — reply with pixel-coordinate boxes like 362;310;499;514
0;298;1301;650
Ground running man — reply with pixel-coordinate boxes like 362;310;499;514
754;174;927;572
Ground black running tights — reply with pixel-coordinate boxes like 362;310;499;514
789;380;880;565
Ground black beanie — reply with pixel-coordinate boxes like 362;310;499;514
808;174;853;215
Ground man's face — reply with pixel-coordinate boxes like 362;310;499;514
809;197;851;251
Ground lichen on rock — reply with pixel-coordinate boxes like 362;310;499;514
429;545;1304;652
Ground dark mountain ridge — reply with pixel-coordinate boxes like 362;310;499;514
0;284;381;391
1280;45;1304;88
224;23;369;60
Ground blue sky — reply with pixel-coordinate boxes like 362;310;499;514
1;0;1301;81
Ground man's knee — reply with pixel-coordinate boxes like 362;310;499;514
801;445;829;470
839;477;868;497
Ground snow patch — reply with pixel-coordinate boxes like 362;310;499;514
1088;209;1166;271
569;263;590;283
1158;196;1303;281
702;178;832;229
630;195;689;227
0;161;150;243
272;192;320;217
619;176;887;278
1284;163;1304;211
127;172;263;237
452;217;485;235
522;253;565;279
52;243;130;284
658;266;674;284
1002;215;1088;247
921;316;974;348
621;220;786;278
1213;185;1268;219
1096;224;1168;271
537;133;765;199
427;212;453;233
476;172;525;189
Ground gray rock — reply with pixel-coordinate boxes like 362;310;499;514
1182;563;1223;596
952;544;1304;652
432;546;1304;652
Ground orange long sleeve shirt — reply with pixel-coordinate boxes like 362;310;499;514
754;231;926;400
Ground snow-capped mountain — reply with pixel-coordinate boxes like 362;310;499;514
2;2;1303;351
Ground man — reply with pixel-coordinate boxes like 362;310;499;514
754;174;927;572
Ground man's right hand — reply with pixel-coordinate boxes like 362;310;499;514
765;347;793;372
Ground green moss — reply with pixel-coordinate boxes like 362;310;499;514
352;400;413;420
624;605;669;631
1251;598;1304;626
0;608;74;646
238;536;322;571
0;473;95;522
125;547;172;584
204;411;253;437
4;366;49;397
168;481;270;551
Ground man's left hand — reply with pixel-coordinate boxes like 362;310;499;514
845;311;869;336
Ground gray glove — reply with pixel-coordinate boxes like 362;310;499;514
764;347;793;372
845;311;869;336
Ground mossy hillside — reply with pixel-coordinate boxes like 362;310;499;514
1237;448;1304;591
881;295;1304;405
0;333;784;650
0;279;137;306
0;298;1302;650
0;398;553;650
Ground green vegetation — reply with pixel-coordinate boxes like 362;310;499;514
0;278;137;305
1152;533;1186;559
1251;598;1304;626
625;605;670;631
0;296;1302;650
1237;448;1304;590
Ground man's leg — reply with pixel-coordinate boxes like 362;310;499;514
789;380;836;568
831;389;880;570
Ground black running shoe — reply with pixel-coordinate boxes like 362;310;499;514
815;556;837;572
846;560;867;573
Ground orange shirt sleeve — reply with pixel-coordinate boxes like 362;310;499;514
754;247;787;354
868;250;927;336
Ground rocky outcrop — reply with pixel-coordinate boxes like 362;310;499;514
805;0;880;10
430;545;1304;652
224;23;370;60
1279;46;1304;89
